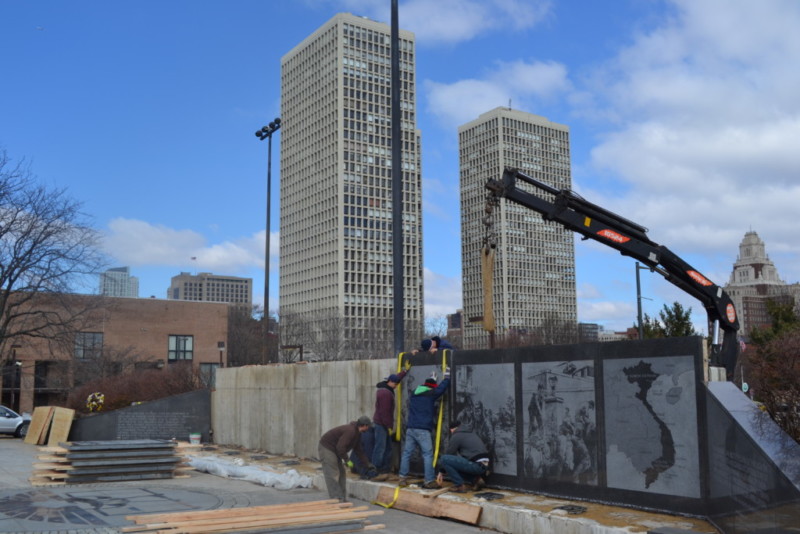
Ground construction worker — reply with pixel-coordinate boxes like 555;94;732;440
436;420;490;492
398;369;451;489
318;416;374;501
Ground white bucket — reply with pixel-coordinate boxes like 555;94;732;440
189;433;201;445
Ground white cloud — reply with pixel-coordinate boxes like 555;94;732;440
580;0;800;270
578;300;635;332
423;267;462;317
103;218;272;273
424;60;570;129
329;0;551;44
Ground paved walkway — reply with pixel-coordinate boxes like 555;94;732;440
0;436;720;534
0;436;485;534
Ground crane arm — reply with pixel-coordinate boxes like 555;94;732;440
486;168;739;378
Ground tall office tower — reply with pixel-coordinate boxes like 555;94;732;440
99;266;139;298
167;272;252;306
459;107;577;349
280;13;424;359
724;230;800;337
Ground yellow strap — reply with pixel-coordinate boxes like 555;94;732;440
431;350;448;468
481;246;496;332
393;352;406;442
372;485;401;508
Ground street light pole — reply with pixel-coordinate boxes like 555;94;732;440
255;118;281;363
635;262;652;340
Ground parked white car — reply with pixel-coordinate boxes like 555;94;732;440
0;405;30;438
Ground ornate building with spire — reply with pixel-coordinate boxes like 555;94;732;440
724;231;800;338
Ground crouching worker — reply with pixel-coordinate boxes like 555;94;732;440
318;416;375;502
436;420;491;493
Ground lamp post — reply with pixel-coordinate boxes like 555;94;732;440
255;118;281;362
635;262;653;340
10;344;21;412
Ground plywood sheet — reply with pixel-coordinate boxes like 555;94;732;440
24;406;54;445
47;407;75;447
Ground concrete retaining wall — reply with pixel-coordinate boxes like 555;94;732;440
212;359;397;459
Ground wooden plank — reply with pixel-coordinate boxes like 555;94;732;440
47;407;75;446
143;511;382;534
422;486;451;499
30;470;69;480
33;463;74;471
24;406;54;445
126;500;344;523
374;486;481;525
130;507;373;531
122;502;382;534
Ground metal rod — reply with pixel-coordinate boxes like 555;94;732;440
636;262;644;340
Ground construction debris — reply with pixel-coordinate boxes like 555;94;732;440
122;499;384;533
30;439;189;486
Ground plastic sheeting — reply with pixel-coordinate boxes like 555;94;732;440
187;454;313;490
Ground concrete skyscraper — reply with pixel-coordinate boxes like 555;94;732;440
279;13;423;358
459;107;577;348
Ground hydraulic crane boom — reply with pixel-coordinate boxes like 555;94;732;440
485;168;739;379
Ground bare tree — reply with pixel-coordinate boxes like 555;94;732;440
279;308;413;361
227;304;269;366
495;313;579;348
0;149;106;358
72;344;155;386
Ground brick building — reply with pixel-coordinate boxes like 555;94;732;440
1;295;229;415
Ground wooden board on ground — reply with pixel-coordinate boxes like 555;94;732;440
375;486;481;525
47;407;75;446
122;499;384;533
24;406;55;445
423;486;452;499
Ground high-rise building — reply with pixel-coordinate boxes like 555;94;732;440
724;231;800;338
459;107;577;348
279;13;424;357
167;272;252;306
99;266;139;298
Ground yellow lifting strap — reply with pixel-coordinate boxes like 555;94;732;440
372;485;401;508
393;352;408;442
481;246;496;332
431;349;449;469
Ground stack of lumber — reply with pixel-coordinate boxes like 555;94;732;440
122;499;385;533
30;439;189;486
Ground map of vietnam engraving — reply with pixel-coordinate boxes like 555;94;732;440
604;355;701;497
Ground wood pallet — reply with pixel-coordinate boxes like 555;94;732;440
122;499;384;533
30;439;189;486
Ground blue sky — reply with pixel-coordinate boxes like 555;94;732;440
2;0;799;333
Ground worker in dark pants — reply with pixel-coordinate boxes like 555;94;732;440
436;420;490;492
318;416;374;502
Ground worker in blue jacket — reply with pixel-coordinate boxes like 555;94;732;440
398;368;450;489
